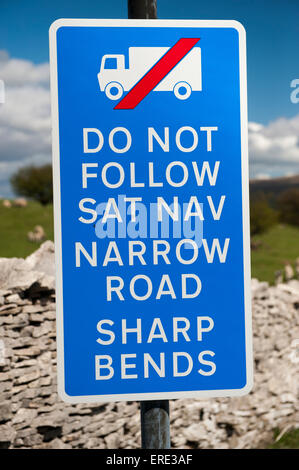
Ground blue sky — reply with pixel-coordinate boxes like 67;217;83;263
0;0;299;197
1;0;299;123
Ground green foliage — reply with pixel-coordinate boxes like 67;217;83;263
278;188;299;226
250;193;278;236
10;164;53;205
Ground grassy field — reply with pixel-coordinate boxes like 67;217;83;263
0;200;54;258
251;224;299;284
1;200;299;285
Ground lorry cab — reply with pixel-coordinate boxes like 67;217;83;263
100;55;125;74
98;54;127;100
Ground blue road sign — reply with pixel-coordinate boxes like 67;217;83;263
49;19;253;403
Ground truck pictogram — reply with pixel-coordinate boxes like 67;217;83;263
97;46;202;102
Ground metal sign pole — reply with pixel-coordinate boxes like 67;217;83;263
127;0;170;450
140;400;170;449
128;0;157;19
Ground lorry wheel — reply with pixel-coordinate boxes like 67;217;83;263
174;82;192;100
105;82;124;100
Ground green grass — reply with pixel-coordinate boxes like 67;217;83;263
0;200;54;258
268;428;299;449
1;200;299;286
251;224;299;284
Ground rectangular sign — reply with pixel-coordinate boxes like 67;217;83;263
49;19;253;403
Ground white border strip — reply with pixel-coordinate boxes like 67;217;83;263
49;19;253;404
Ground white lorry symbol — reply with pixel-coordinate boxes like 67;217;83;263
97;46;201;101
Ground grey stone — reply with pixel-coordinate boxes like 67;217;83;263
104;431;121;449
284;264;294;281
25;241;55;278
183;423;208;442
6;293;21;304
0;402;12;422
0;244;299;449
0;242;55;292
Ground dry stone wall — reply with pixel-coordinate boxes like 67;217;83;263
0;242;298;449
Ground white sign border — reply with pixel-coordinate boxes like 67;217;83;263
49;18;253;404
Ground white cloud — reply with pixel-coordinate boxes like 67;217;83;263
0;50;299;196
0;50;49;87
249;114;299;178
0;51;51;197
0;85;51;159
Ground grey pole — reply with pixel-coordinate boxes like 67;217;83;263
127;0;171;450
128;0;157;19
140;400;170;449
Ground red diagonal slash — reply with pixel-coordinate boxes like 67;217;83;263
114;38;200;110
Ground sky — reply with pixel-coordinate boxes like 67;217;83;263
0;0;299;197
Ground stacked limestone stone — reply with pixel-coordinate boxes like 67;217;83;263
0;242;298;449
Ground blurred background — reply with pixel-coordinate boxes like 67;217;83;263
0;0;298;450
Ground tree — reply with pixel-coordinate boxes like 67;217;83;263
10;164;53;205
250;193;278;235
278;188;299;226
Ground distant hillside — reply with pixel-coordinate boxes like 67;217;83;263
250;174;299;197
